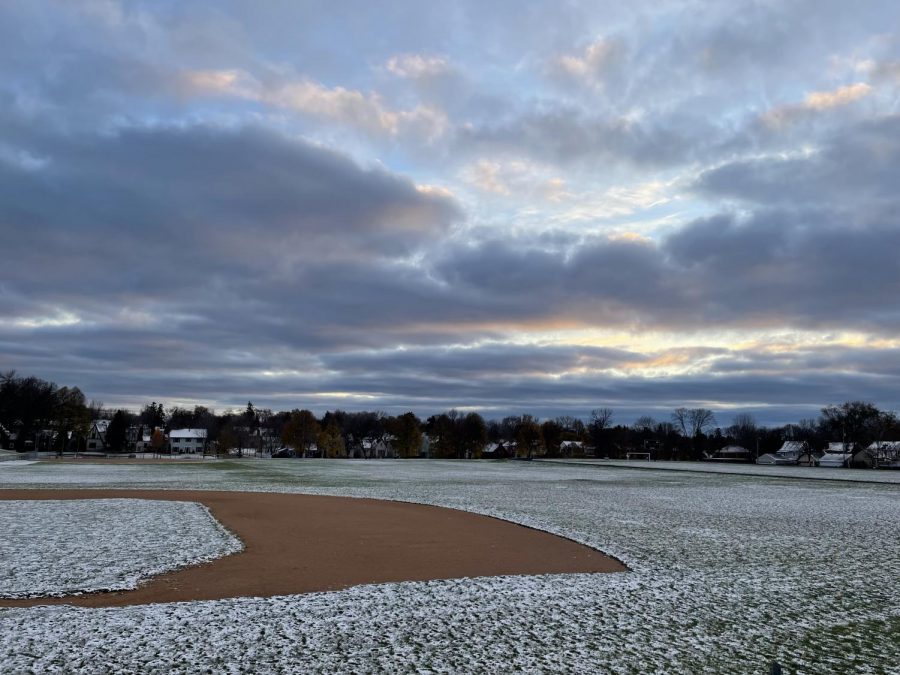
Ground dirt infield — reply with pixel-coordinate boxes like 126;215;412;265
0;490;626;607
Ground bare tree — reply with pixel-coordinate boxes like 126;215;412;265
688;408;716;437
672;408;716;437
728;413;757;447
588;408;614;456
820;401;882;452
633;416;657;433
671;408;690;437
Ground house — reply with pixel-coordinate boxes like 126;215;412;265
867;441;900;469
86;420;109;452
756;453;778;465
818;442;852;468
360;437;395;458
169;428;207;454
482;441;515;459
559;440;584;456
134;431;153;452
706;445;751;462
772;441;808;465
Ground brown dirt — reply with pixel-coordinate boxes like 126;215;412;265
0;490;626;607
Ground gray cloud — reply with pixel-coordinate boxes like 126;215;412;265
3;1;900;422
697;116;900;208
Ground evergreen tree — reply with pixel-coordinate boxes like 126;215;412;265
105;409;129;452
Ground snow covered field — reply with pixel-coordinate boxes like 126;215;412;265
541;457;900;483
0;499;242;598
1;459;898;673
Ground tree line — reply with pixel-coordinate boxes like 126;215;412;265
2;371;898;460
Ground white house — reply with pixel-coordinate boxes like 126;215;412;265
867;441;900;468
773;441;807;464
134;431;153;452
756;441;817;466
560;440;584;455
169;428;207;454
707;445;750;462
818;442;852;468
86;420;109;452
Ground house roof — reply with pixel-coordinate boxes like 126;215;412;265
170;428;207;439
718;445;749;455
777;441;805;453
93;420;110;433
867;441;900;451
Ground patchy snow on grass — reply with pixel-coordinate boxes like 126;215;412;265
541;458;900;483
0;499;242;598
1;460;898;673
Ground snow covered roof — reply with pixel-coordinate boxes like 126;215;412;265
756;453;778;464
717;445;749;455
560;440;583;448
775;441;807;459
776;441;805;455
93;420;110;432
867;441;900;451
826;442;849;453
169;428;207;439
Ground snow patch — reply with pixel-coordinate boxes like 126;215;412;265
0;499;242;598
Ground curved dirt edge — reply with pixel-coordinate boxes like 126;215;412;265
0;489;627;608
0;499;244;601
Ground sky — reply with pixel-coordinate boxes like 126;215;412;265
2;0;900;426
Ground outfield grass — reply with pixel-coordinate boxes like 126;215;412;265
1;459;897;673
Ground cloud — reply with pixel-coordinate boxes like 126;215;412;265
804;82;872;110
0;122;461;311
5;0;900;420
866;60;900;83
762;82;873;128
385;54;452;79
698;114;900;207
552;37;623;84
184;68;449;141
460;159;571;201
456;108;718;169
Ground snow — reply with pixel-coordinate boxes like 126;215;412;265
0;499;242;598
542;458;900;483
169;428;207;439
1;459;898;673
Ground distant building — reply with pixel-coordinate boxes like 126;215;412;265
361;437;395;458
706;445;751;462
482;441;515;459
86;420;110;452
758;441;817;466
135;431;153;453
169;428;207;454
773;441;808;464
867;441;900;469
560;440;584;455
819;442;852;468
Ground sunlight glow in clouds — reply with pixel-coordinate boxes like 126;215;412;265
2;1;900;423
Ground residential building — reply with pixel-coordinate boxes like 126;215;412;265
169;428;207;454
86;420;109;452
